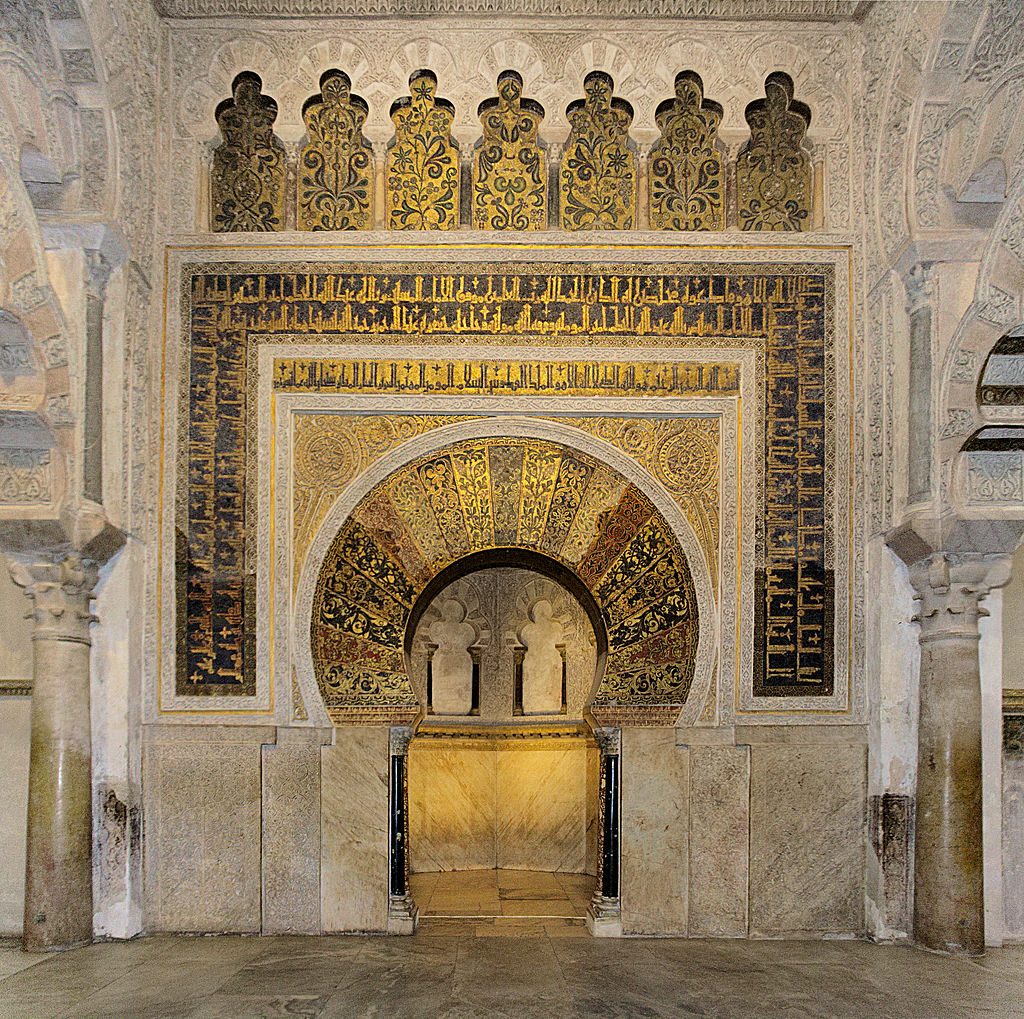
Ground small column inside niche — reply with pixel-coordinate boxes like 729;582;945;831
587;726;622;937
388;726;417;935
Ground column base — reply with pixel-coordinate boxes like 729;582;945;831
387;893;418;935
586;894;622;938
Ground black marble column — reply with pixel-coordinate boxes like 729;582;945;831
588;727;622;936
387;726;417;934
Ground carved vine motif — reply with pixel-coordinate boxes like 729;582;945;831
211;72;286;232
386;70;459;230
560;72;637;230
473;70;547;231
649;72;725;231
736;72;812;232
298;70;373;231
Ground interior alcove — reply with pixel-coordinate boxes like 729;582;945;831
405;558;602;918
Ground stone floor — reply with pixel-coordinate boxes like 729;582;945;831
0;932;1022;1018
409;868;595;926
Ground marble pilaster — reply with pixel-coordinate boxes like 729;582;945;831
11;556;98;951
910;553;1010;954
321;727;389;933
261;727;331;934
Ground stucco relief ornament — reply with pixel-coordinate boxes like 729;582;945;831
737;72;812;232
298;70;373;231
473;70;547;231
560;72;637;230
211;72;286;232
386;70;459;230
649;71;725;231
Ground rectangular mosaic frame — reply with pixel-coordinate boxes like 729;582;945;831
153;237;855;725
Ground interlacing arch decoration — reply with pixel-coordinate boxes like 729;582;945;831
311;436;700;727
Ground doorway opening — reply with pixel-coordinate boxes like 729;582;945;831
404;558;603;931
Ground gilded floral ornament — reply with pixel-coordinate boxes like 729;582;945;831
559;72;637;231
386;69;460;230
649;72;725;231
298;69;373;231
736;72;812;231
211;72;286;232
473;70;547;231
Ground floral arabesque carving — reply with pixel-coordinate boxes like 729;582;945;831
649;71;725;231
737;71;811;231
385;69;459;230
298;69;373;231
473;70;547;231
211;72;287;232
560;71;637;230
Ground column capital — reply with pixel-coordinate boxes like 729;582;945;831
389;725;413;756
593;726;621;755
909;552;1011;642
903;260;935;315
9;553;99;645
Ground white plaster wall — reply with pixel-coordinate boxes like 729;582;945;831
979;587;1004;947
0;697;30;934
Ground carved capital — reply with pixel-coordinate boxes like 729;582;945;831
85;250;111;300
909;552;1010;643
9;553;99;645
593;726;621;756
390;725;413;756
903;261;935;315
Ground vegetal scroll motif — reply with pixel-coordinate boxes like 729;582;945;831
298;70;373;230
211;72;286;232
473;70;547;230
737;72;812;231
649;72;724;231
386;69;459;230
559;72;637;230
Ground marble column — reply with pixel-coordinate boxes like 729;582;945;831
910;553;1008;955
10;555;98;951
387;726;417;935
587;726;622;937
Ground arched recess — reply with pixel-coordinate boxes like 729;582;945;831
297;418;716;729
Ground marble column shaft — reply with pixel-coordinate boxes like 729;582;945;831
911;554;1008;955
11;555;98;951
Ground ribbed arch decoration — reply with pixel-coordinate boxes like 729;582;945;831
311;436;700;725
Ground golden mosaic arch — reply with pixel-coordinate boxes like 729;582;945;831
210;72;286;232
473;70;547;231
385;69;460;230
559;71;637;231
649;71;725;231
298;69;374;231
311;436;700;725
736;71;812;232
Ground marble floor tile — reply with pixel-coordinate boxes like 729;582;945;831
0;934;1021;1018
500;897;575;916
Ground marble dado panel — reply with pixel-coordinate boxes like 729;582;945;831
155;240;853;728
159;19;856;236
408;738;598;874
142;725;274;932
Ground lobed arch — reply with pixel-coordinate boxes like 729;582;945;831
294;416;717;729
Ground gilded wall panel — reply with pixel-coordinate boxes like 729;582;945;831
176;262;834;712
649;72;725;231
385;70;459;230
737;73;812;232
298;70;373;231
473;71;547;231
210;72;286;232
559;72;637;230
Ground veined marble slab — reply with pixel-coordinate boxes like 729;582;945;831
321;727;389;932
621;728;689;935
